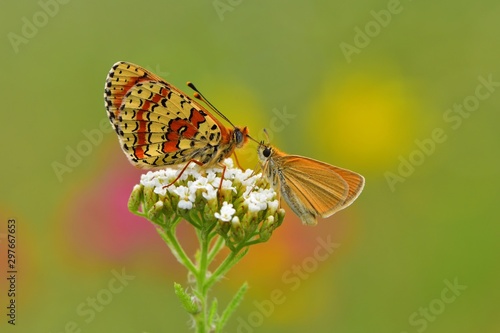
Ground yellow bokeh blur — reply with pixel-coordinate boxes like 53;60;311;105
309;68;421;172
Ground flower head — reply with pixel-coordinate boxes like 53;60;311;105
129;159;285;249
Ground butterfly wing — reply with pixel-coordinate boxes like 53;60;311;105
324;164;365;210
104;61;229;168
277;154;364;225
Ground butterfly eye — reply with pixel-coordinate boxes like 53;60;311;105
263;147;272;158
234;130;244;146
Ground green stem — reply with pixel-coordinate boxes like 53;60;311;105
207;236;225;263
205;246;248;290
243;239;265;247
157;224;198;275
194;228;212;332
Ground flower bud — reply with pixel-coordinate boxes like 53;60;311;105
128;185;143;212
230;216;245;243
147;200;164;222
143;185;158;208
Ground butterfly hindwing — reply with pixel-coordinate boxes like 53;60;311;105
324;165;365;209
105;61;164;126
104;61;225;168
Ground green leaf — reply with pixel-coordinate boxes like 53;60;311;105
174;282;199;315
207;298;218;329
215;282;249;332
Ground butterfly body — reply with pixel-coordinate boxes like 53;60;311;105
104;61;248;169
257;143;365;225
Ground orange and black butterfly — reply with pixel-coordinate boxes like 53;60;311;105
104;61;249;170
257;142;365;225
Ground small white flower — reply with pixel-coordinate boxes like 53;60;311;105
178;199;192;210
140;171;156;187
173;185;196;210
182;163;201;179
214;202;236;222
202;171;217;187
222;158;234;168
260;188;276;200
163;168;181;179
223;165;243;181
154;186;167;196
267;199;279;212
240;169;258;186
191;176;209;189
244;189;276;213
220;179;236;192
141;169;180;195
179;199;192;210
202;184;218;201
190;175;219;202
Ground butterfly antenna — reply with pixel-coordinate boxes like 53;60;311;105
247;134;260;144
263;128;271;144
187;82;237;128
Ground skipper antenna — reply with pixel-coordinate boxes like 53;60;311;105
263;128;271;144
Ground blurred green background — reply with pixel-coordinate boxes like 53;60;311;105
1;1;499;332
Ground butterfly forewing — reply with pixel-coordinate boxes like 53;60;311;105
279;155;352;221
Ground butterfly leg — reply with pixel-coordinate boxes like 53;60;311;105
215;163;228;205
232;151;243;170
162;159;205;189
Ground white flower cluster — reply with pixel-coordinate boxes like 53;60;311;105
139;158;279;222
